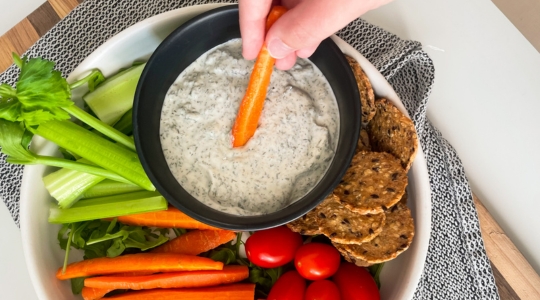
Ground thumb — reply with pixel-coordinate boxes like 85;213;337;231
265;0;381;59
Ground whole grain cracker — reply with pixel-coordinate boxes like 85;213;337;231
334;151;407;214
341;203;414;264
316;199;385;245
286;209;320;235
333;242;373;267
356;129;371;153
346;55;376;124
367;98;418;171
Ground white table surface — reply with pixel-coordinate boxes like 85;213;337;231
1;0;539;298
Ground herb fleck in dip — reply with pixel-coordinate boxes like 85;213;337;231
160;39;339;215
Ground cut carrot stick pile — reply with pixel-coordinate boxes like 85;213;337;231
82;287;114;300
231;6;288;147
103;283;256;300
151;230;236;255
116;206;220;230
56;253;223;280
85;265;248;290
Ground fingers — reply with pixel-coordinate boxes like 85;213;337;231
296;44;319;59
239;0;273;60
275;53;298;70
265;0;385;59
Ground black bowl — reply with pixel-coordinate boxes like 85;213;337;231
133;5;361;230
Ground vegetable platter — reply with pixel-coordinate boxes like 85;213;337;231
14;3;431;300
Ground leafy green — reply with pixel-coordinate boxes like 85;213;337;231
0;54;72;127
58;219;170;271
368;263;385;289
70;277;86;295
200;233;285;297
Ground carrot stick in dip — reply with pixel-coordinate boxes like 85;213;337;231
231;6;288;147
84;265;249;290
103;283;256;300
56;253;223;280
116;206;220;230
151;230;237;255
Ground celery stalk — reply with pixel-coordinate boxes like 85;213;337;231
35;120;154;191
63;105;135;151
43;158;106;209
113;108;133;136
83;63;145;125
48;191;167;224
81;180;143;199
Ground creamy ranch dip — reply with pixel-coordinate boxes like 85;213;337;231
160;39;339;215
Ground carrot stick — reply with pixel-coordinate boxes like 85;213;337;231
82;287;114;300
116;206;220;230
231;6;288;147
56;253;223;280
151;230;236;255
85;265;248;291
103;283;256;300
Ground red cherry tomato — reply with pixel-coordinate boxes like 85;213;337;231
332;262;380;300
267;270;306;300
305;280;341;300
245;226;303;268
294;243;341;280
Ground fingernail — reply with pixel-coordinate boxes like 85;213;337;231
267;38;295;59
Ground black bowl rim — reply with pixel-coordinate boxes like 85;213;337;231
133;5;360;230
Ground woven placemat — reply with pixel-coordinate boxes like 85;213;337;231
0;0;499;299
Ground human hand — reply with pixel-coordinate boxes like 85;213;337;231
239;0;392;70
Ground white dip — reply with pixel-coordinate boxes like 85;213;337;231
160;39;339;215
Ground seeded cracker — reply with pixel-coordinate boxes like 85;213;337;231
367;98;418;171
286;209;321;235
346;55;376;124
341;203;415;264
356;129;371;153
333;242;373;267
334;151;407;214
316;198;385;245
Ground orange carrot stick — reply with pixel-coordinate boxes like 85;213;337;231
151;230;236;255
82;287;114;300
56;253;223;280
231;6;288;147
103;283;255;300
116;206;220;230
85;265;248;291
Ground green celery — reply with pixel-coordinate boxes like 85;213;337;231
64;105;135;151
113;108;133;135
43;158;106;208
48;191;167;224
81;179;143;199
0;119;132;183
83;63;145;125
34;120;154;191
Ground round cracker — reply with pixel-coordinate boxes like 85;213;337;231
316;199;385;245
334;151;407;214
367;98;418;171
356;129;371;153
333;242;373;267
286;209;320;235
346;55;376;124
342;203;414;264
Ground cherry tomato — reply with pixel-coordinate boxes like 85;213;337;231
245;226;303;268
332;262;380;300
305;280;341;300
294;243;340;280
267;270;306;300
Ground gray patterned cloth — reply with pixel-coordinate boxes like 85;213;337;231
0;0;499;298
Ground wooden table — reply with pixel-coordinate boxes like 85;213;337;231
1;1;539;299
